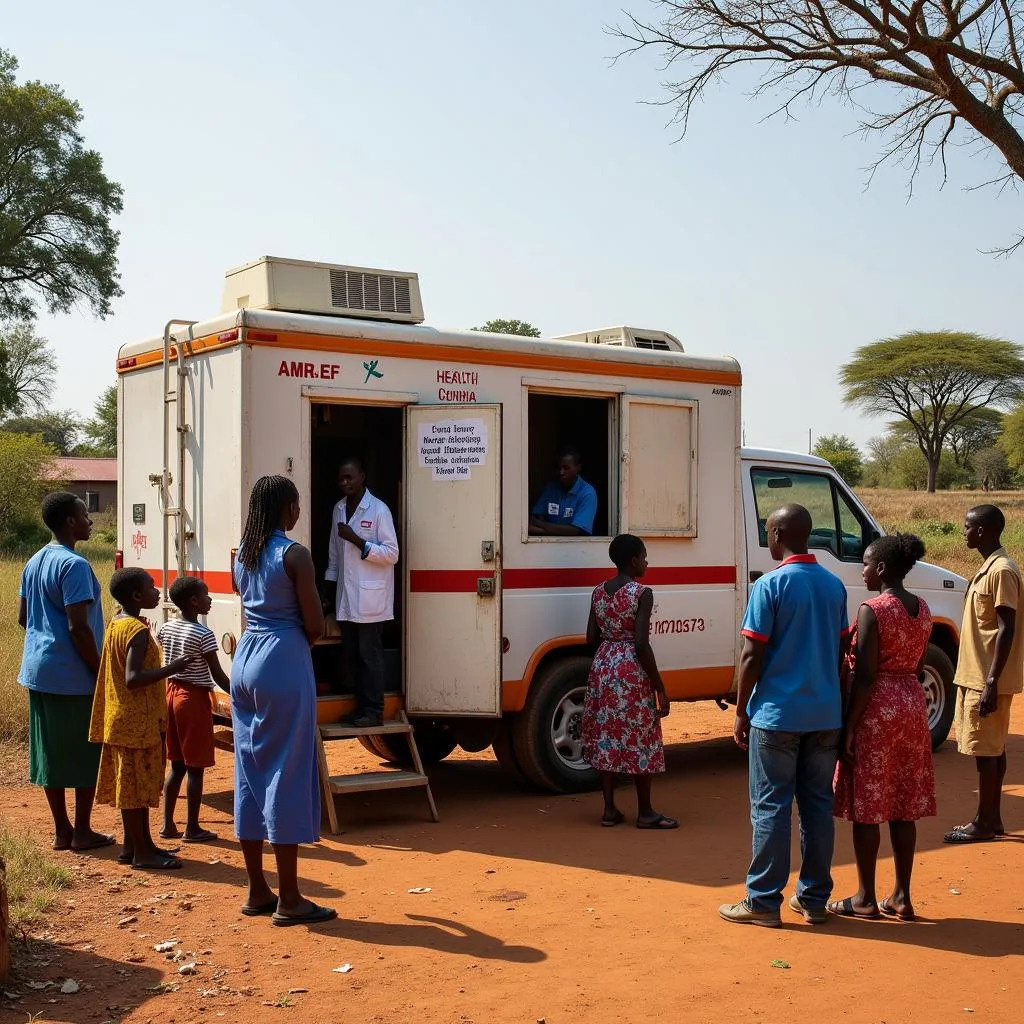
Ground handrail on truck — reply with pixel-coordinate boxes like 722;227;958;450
155;319;197;622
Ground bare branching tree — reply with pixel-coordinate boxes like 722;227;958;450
613;0;1024;251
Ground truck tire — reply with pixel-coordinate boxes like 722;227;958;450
922;643;956;751
492;715;530;785
357;736;381;757
370;725;457;768
512;656;599;793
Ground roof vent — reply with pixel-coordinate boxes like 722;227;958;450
222;256;424;323
553;326;683;352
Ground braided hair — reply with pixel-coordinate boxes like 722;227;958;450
868;533;926;584
237;475;299;570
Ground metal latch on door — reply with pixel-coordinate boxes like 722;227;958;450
481;540;495;562
477;577;495;597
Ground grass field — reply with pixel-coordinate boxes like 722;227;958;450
0;491;1021;741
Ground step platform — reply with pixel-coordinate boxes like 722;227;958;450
316;710;440;835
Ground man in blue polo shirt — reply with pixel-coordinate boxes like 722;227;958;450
720;503;848;928
528;448;597;536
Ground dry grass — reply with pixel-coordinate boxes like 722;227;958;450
0;541;115;743
858;490;1024;579
0;823;73;929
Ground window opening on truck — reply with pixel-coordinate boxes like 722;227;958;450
750;468;867;562
309;401;404;698
526;392;614;538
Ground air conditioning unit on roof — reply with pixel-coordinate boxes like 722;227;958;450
221;256;424;324
553;326;683;352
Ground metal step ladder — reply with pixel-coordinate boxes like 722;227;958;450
149;319;197;622
315;711;440;835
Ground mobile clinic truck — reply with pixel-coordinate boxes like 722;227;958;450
116;256;967;794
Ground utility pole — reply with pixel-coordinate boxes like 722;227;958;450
808;428;812;455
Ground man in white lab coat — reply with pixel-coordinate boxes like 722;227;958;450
324;458;399;727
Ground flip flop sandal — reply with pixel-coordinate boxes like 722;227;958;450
827;898;880;919
271;903;337;927
241;896;279;917
943;828;996;844
600;812;625;828
182;830;219;843
119;844;181;865
636;814;679;830
69;833;116;852
879;898;915;921
131;855;183;871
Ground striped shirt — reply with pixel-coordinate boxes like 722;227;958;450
157;618;219;689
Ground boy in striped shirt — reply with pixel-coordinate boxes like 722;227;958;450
158;577;230;843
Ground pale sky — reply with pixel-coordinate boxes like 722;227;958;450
6;0;1022;454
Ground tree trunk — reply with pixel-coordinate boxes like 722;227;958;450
927;457;939;493
0;855;10;984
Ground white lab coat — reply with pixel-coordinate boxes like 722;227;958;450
324;489;399;623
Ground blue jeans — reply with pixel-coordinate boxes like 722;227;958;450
746;726;840;913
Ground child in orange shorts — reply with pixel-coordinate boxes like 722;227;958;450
158;577;231;844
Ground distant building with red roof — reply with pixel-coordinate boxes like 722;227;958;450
48;458;118;514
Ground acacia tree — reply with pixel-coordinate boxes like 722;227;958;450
473;319;541;337
0;50;123;321
1;409;80;455
890;404;1004;466
615;1;1024;250
841;330;1024;492
0;322;57;417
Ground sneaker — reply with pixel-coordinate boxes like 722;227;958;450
718;899;782;928
788;894;827;925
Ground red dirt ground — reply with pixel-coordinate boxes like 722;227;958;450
1;702;1022;1024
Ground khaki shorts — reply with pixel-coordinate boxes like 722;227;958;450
955;687;1014;757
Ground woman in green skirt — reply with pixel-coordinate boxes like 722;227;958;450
18;492;114;851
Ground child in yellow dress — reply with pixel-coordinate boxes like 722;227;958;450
90;568;194;870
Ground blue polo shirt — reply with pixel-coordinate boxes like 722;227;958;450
18;544;105;696
740;554;848;732
531;476;598;535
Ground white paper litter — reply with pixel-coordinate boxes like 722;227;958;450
153;939;180;952
332;964;353;974
407;887;432;894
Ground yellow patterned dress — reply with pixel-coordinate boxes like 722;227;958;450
90;616;167;809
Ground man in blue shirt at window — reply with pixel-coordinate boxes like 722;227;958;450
529;449;598;536
719;503;849;928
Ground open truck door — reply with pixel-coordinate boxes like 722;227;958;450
405;404;502;716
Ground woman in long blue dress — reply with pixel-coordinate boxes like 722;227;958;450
231;475;335;926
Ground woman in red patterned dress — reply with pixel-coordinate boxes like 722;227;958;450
581;534;676;829
830;533;936;921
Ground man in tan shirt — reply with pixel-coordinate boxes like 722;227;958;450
945;505;1023;844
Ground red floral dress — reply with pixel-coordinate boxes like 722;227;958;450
581;580;665;775
834;592;936;824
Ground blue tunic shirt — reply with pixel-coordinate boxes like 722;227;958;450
531;476;598;535
19;544;105;696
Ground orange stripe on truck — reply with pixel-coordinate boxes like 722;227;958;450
118;327;743;387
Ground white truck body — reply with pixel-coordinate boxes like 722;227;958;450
116;259;967;792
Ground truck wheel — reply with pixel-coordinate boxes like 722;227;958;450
512;656;599;793
492;715;530;785
922;643;956;751
357;736;381;757
370;725;457;768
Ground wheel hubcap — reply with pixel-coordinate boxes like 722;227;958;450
551;686;587;771
921;666;945;731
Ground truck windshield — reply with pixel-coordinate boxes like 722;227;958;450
751;468;873;562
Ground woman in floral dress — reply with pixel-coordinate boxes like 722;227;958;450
581;534;676;829
831;533;936;921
